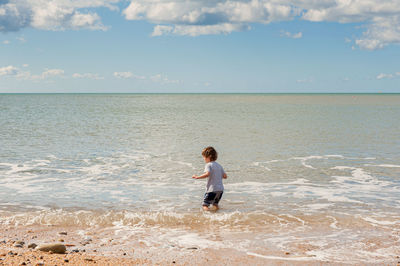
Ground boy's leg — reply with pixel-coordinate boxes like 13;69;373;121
212;191;223;210
203;192;216;211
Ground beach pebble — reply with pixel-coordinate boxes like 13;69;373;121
81;238;92;245
36;243;66;254
14;243;23;248
20;262;26;265
64;259;69;263
58;239;64;242
59;231;67;235
84;258;94;262
71;249;79;253
28;243;37;249
36;262;44;266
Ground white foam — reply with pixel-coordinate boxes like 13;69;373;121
365;164;400;168
362;216;398;226
247;252;321;261
326;215;339;229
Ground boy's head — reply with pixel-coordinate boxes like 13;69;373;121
202;146;218;162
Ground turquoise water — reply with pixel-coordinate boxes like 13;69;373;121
1;94;399;262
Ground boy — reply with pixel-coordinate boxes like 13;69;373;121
192;146;227;211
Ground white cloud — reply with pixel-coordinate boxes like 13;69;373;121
41;68;64;78
2;40;9;44
72;73;104;80
152;23;249;37
122;0;400;49
0;0;118;32
114;71;133;79
113;71;179;83
22;64;29;67
114;71;146;79
150;73;181;84
2;0;400;50
125;0;294;36
0;65;64;80
376;72;398;79
281;30;302;39
0;65;19;76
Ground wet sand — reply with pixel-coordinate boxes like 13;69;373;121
0;225;383;265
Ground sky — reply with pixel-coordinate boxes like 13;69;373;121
0;0;399;93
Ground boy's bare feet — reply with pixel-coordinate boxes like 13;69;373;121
202;206;210;211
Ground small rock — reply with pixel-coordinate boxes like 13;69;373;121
173;261;176;264
0;240;6;244
8;251;15;256
20;262;26;265
71;249;79;253
28;243;37;249
285;252;290;255
64;259;69;263
123;253;126;256
36;261;44;266
36;243;66;254
81;249;86;252
187;247;198;250
93;249;97;252
39;256;43;259
27;230;33;233
58;232;67;235
16;240;25;245
14;243;23;248
84;258;93;262
58;239;64;242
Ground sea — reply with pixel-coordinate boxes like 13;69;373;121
0;93;399;263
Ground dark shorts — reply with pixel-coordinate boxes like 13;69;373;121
203;191;223;207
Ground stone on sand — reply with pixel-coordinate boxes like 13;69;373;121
36;243;66;254
28;243;37;249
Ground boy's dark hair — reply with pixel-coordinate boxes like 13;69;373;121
202;146;218;161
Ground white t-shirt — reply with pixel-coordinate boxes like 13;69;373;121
204;161;225;192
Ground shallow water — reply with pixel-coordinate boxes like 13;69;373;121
1;94;400;263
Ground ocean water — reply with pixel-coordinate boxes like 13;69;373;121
1;94;400;263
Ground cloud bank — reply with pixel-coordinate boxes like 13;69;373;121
1;0;400;50
0;0;119;32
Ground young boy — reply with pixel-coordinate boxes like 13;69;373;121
192;146;227;211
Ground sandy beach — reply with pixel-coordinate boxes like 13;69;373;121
0;224;367;266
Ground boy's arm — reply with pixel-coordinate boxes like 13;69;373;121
192;172;210;179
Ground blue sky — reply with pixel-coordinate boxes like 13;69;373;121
0;0;399;93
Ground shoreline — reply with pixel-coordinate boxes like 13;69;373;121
0;224;388;265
